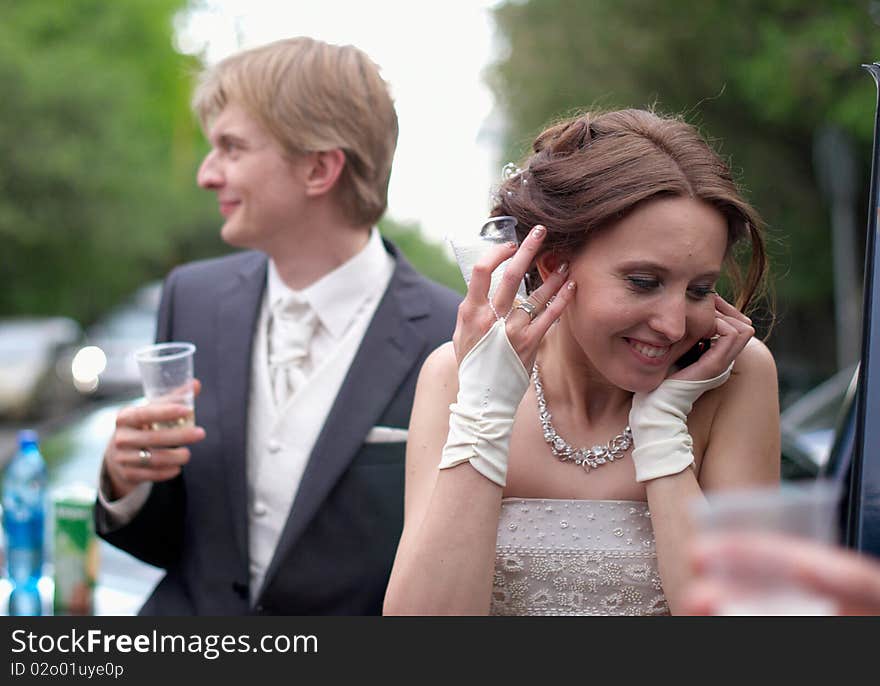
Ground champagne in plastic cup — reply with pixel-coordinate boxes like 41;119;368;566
447;216;528;301
133;342;196;429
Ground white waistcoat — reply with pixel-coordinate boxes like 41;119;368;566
244;283;387;601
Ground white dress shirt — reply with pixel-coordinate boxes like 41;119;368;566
100;228;394;600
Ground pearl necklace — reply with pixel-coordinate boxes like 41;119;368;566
532;363;633;473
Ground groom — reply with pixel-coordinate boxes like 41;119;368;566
94;37;460;614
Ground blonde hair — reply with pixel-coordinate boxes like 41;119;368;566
193;37;399;226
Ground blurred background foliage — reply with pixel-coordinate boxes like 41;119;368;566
490;0;880;398
379;218;464;290
0;0;218;320
0;0;463;327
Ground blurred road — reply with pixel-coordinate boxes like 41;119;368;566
0;425;17;465
0;397;105;467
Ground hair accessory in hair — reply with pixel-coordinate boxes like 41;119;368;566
502;162;528;185
501;162;528;198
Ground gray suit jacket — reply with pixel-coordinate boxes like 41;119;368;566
95;240;460;615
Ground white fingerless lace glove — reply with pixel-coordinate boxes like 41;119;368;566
438;319;530;487
628;364;734;482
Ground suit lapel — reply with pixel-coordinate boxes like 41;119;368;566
259;249;430;592
215;253;267;565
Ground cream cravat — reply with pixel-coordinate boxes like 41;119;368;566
268;295;319;408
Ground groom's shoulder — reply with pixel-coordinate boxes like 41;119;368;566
385;242;461;313
407;271;461;313
165;250;265;289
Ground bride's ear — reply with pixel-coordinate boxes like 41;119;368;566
535;251;565;282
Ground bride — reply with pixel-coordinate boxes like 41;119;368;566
383;109;780;616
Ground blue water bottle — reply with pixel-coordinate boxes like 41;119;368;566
2;429;47;615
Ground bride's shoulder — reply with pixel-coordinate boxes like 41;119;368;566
412;342;459;420
706;337;777;412
418;341;459;388
695;338;776;414
731;336;777;381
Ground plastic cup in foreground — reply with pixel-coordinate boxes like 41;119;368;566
133;342;196;429
447;216;528;301
690;480;842;615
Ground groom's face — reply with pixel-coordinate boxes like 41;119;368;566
197;103;309;251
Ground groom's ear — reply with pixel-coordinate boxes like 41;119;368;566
535;251;566;282
303;149;346;198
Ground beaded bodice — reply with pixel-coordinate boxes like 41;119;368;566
491;498;669;616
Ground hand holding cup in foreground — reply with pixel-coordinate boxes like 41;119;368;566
685;481;843;615
683;532;880;616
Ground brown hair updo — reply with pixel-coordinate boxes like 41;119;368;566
492;109;768;315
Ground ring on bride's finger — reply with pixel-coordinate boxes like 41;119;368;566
514;299;540;322
138;448;152;468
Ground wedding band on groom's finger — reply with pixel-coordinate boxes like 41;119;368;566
138;448;152;468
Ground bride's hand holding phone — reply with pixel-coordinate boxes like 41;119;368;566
630;295;755;483
670;294;755;382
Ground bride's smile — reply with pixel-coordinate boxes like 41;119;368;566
542;195;727;395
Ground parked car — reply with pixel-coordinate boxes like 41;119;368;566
57;282;161;399
779;365;857;480
0;317;83;420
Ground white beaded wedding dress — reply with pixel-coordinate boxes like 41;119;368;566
490;498;669;616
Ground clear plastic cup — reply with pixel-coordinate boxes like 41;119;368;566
690;480;842;615
133;342;196;429
447;216;528;301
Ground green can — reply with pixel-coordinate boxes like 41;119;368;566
52;483;97;616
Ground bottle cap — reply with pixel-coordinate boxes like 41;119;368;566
17;429;39;447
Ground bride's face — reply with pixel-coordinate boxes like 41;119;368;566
560;195;728;393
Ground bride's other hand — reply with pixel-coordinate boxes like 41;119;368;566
670;294;755;383
630;297;755;483
452;225;576;368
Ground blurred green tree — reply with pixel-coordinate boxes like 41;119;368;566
490;0;880;385
0;0;219;323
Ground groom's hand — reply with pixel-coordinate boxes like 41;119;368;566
103;379;206;499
